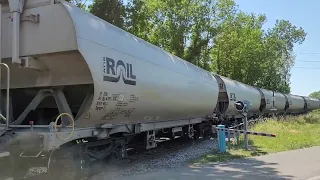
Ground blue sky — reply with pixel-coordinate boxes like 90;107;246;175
235;0;320;96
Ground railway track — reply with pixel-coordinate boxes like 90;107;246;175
90;137;217;180
1;135;216;180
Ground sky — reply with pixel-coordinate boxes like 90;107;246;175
235;0;320;96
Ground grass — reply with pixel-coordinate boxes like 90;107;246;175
197;110;320;163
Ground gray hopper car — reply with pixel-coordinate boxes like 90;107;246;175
0;1;319;179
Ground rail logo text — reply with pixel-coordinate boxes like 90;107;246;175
103;57;136;85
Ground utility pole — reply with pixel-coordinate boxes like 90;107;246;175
217;45;220;74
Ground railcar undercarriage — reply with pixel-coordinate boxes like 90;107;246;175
0;84;218;180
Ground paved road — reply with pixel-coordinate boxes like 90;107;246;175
101;146;320;180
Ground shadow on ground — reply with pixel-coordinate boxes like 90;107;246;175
100;156;294;180
92;141;293;180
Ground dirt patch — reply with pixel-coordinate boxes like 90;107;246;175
288;129;300;134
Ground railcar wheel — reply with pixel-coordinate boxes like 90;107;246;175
193;124;201;140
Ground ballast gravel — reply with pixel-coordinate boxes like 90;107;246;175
93;138;218;179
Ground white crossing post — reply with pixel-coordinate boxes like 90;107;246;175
243;113;249;150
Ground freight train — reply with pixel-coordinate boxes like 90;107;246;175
0;0;319;179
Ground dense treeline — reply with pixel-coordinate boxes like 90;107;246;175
309;91;320;99
67;0;306;94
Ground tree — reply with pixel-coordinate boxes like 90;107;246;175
125;0;152;40
210;10;306;93
261;20;306;93
127;0;237;71
309;91;320;99
65;0;89;9
211;11;266;81
88;0;126;28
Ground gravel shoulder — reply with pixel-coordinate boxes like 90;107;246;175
104;146;320;180
90;138;218;180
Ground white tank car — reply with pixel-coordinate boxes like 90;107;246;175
1;1;219;128
214;75;261;118
304;97;319;110
273;92;288;113
285;94;305;113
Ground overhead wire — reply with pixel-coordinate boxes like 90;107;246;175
296;52;320;55
295;60;320;62
292;67;320;69
294;59;320;69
